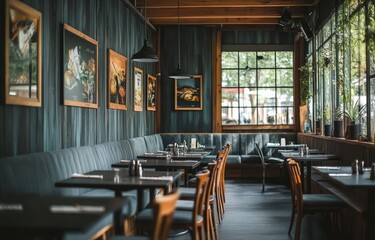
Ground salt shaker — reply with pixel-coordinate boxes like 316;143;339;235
138;164;143;177
370;163;375;179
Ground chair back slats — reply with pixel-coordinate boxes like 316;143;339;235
254;143;266;166
193;170;210;226
152;190;180;240
287;159;304;211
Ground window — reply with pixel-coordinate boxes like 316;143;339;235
221;50;294;126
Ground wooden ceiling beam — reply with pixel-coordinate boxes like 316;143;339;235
150;18;284;25
147;7;306;19
136;0;315;8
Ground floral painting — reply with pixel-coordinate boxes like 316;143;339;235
108;49;127;110
147;74;156;111
5;0;42;107
63;24;98;108
134;67;143;111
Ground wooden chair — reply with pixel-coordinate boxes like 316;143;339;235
254;142;284;193
214;143;230;224
110;190;180;240
287;159;345;240
135;170;209;240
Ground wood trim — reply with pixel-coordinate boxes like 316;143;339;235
156;29;161;133
298;133;375;149
212;29;222;133
222;125;295;131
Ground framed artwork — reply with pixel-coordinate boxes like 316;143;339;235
133;67;143;112
175;75;203;110
63;24;98;108
146;74;156;111
108;49;127;110
5;0;42;107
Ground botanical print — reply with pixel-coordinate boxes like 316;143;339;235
63;24;98;108
147;74;156;111
6;0;42;106
108;49;127;110
134;67;143;111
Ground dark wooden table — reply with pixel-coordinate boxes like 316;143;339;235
266;143;306;149
112;159;200;186
281;152;339;193
138;152;208;160
312;166;375;240
55;170;182;234
0;195;125;240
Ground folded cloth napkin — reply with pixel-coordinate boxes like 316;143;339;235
71;173;103;179
317;166;341;170
50;205;105;214
120;160;130;163
139;176;173;181
171;160;198;163
0;204;23;211
328;173;352;176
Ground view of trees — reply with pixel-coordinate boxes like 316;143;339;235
221;51;293;126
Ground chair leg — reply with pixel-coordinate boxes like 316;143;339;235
210;201;218;240
295;210;303;240
288;205;296;234
262;167;266;193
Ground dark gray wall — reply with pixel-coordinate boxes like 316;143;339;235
0;0;156;157
159;26;213;133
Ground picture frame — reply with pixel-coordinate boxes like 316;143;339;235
63;24;98;108
175;75;203;110
146;74;156;111
108;49;127;110
5;0;42;107
133;67;143;112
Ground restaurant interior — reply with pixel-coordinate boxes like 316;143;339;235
1;0;375;239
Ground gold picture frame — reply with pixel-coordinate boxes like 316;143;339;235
63;24;98;108
5;0;42;107
108;49;127;110
133;67;143;112
175;75;203;110
146;74;156;111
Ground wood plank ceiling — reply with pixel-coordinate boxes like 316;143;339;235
133;0;318;27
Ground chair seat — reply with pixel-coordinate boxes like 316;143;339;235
179;187;197;199
265;157;284;164
172;210;203;225
303;194;346;208
176;199;194;211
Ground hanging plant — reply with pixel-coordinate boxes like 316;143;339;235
298;62;313;105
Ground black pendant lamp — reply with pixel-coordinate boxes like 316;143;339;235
169;0;190;79
132;0;158;63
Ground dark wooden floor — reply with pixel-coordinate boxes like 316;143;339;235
173;179;335;240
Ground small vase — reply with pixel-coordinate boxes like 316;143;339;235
324;124;331;136
333;120;344;137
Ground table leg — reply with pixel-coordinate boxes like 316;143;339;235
137;189;145;212
114;190;124;235
184;169;188;186
306;162;311;193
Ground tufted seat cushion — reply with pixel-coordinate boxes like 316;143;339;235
203;155;241;164
128;137;148;158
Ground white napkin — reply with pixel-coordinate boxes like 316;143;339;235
317;166;341;170
71;173;103;179
139;176;173;181
0;204;23;211
171;160;198;163
328;173;352;176
50;205;105;214
120;160;130;163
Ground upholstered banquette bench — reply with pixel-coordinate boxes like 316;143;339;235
0;133;296;216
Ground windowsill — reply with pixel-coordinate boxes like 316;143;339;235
298;132;375;148
222;125;295;131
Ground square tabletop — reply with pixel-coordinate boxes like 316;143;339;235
138;152;208;160
55;170;182;196
0;195;125;239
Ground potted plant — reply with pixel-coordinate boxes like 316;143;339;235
333;106;344;137
344;98;366;140
298;62;312;133
323;106;331;136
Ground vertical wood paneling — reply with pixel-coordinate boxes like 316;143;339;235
0;0;156;158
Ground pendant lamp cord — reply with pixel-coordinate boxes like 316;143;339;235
144;0;147;40
177;0;181;68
